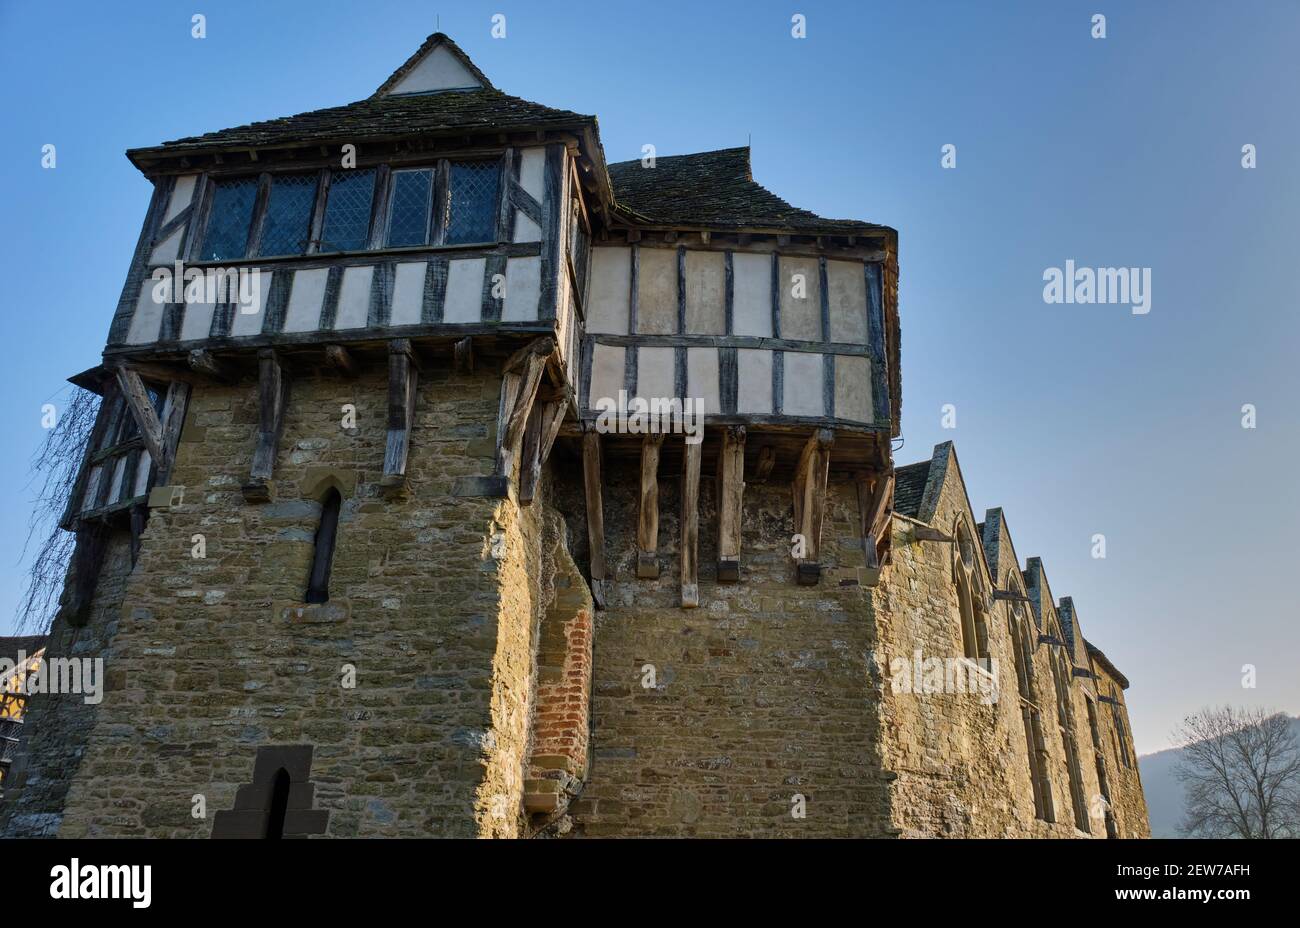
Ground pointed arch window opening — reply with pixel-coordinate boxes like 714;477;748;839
306;489;342;604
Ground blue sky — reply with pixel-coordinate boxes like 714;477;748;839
1;0;1297;753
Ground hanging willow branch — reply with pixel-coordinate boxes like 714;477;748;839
16;386;100;634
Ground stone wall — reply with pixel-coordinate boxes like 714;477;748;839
4;359;567;838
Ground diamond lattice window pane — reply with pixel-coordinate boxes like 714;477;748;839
387;169;433;247
319;169;376;252
201;177;257;261
259;173;318;256
445;160;500;245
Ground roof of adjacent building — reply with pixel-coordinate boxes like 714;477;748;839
1085;641;1130;690
892;460;931;518
607;147;888;234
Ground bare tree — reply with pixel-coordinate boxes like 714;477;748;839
16;386;99;634
1173;706;1300;839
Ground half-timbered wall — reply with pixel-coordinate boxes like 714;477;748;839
580;244;889;429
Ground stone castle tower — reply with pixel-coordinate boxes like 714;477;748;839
1;34;1147;838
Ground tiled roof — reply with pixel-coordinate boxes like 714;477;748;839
1085;641;1130;690
892;461;931;518
607;147;888;234
130;89;595;159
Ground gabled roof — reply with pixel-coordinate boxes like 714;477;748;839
892;461;931;518
373;33;494;96
1085;641;1131;690
607;146;888;235
130;90;594;162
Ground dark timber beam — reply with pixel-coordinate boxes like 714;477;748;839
681;436;702;608
637;433;664;578
453;336;474;374
583;429;608;609
187;349;236;383
856;470;894;587
323;343;358;378
381;339;419;492
792;428;834;585
716;426;746;581
242;349;289;503
752;445;776;484
113;364;167;469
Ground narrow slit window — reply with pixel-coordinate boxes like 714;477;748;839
265;767;291;839
259;173;318;256
200;177;258;261
319;168;376;252
444;159;500;244
387;169;434;247
306;489;342;604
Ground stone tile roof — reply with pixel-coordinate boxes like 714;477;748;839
892;461;931;518
130;89;595;159
1085;641;1130;690
606;147;889;234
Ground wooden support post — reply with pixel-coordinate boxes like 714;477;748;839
752;445;776;483
855;470;894;587
381;339;419;493
113;364;167;469
243;349;288;503
792;428;834;585
496;338;555;488
681;435;702;608
323;343;357;378
583;429;608;609
716;426;746;581
156;381;191;485
453;336;474;373
637;433;664;578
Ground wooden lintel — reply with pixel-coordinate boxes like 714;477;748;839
187;349;235;383
117;359;199;386
113;365;167;469
792;428;834;584
323;343;358;378
381;339;419;491
583;430;608;609
243;349;288;502
681;436;702;608
637;433;664;578
716;426;746;582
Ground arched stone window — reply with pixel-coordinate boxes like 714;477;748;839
952;518;988;661
1006;588;1054;822
1052;650;1090;833
306;489;342;604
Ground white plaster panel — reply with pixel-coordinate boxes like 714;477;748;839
149;225;184;265
518;147;546;202
736;349;773;414
512;211;542;243
637;247;677;335
636;346;676;404
684;250;726;335
834;355;873;422
230;272;270;336
442;258;485;323
732;252;773;337
779;255;822;341
390;261;427;326
588;343;626;411
388;44;483;94
827;260;868;344
587;246;630;334
503;255;541;322
180;300;216;342
782;351;825;417
333;266;373;330
283;268;328;332
686;347;720;416
163;174;198;223
126;281;164;344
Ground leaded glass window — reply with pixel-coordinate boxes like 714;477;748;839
387;169;433;247
319;168;376;252
200;177;257;261
444;160;499;244
259;174;318;256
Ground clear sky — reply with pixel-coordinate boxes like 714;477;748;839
1;0;1296;754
